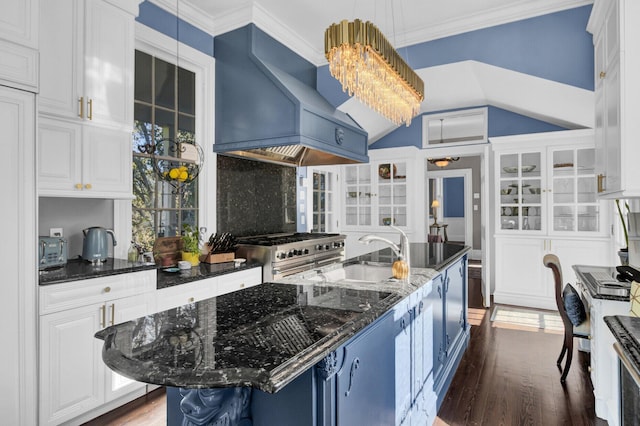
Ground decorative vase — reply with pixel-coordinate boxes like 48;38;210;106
182;251;200;267
619;249;629;266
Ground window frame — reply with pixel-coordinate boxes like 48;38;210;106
115;22;215;258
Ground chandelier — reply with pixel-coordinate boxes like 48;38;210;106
324;19;424;126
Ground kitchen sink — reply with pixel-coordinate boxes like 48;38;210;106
309;262;395;284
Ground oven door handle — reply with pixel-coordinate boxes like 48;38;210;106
273;263;316;279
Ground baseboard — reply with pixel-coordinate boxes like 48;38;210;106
493;292;556;311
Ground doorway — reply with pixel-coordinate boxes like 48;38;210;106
428;169;473;246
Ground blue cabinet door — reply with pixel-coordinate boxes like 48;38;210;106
336;310;395;426
427;274;445;385
445;257;466;356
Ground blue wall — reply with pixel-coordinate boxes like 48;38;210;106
369;106;567;149
136;1;215;57
318;5;593;148
443;177;464;218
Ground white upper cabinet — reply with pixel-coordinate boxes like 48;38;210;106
38;0;138;198
589;0;640;197
0;0;38;91
493;130;607;238
39;0;134;129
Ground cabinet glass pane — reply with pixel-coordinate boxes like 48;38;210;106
360;207;371;226
379;207;392;226
346;186;358;205
577;177;596;203
346;167;358;184
578;205;599;232
379;185;391;205
394;184;407;204
346;206;357;226
394;207;407;227
554;206;575;231
553;178;575;203
521;152;541;177
577;148;595;175
521;179;542;203
500;154;518;178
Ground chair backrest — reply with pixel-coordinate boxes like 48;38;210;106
543;253;573;329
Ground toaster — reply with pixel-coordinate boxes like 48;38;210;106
38;236;68;270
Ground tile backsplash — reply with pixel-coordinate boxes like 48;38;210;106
217;155;296;237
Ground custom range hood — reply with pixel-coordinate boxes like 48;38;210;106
213;24;368;167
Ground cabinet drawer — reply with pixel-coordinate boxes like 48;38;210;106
155;277;218;312
217;268;262;296
39;270;156;315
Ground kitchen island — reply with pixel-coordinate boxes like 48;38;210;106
95;243;470;426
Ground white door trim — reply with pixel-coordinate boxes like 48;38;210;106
427;168;473;248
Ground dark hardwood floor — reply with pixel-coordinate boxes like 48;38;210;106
436;305;607;426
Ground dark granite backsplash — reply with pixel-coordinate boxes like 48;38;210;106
217;155;296;237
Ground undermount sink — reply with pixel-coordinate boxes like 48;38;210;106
310;262;396;284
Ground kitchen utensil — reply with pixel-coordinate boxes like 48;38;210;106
82;227;117;263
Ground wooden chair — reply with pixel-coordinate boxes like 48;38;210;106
543;254;590;384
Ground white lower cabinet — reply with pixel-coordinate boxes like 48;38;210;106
575;277;629;426
218;267;261;296
494;236;613;309
39;271;155;426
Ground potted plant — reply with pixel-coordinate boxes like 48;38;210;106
181;224;200;266
616;199;630;265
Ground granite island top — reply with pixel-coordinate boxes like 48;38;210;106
603;315;640;382
95;243;469;393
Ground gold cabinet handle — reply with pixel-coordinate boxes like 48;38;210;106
188;297;195;303
599;71;606;79
597;174;605;193
110;304;115;325
240;283;245;288
78;97;84;118
85;183;92;189
75;183;83;190
100;305;106;328
87;99;93;120
588;365;593;373
104;286;111;293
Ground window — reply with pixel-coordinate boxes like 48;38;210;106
132;50;197;249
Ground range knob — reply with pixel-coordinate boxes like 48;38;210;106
316;244;323;251
303;248;310;255
287;250;294;258
324;244;330;250
277;252;287;260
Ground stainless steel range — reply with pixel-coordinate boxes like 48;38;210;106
235;233;346;282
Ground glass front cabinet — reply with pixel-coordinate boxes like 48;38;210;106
494;130;606;237
344;161;408;229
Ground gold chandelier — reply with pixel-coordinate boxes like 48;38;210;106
324;19;424;126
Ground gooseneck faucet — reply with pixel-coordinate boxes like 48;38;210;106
359;225;410;274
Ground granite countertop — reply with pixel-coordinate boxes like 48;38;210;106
603;315;640;383
95;243;469;393
157;261;263;290
39;257;158;285
572;265;630;302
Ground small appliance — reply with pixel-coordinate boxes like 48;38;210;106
38;236;68;270
82;227;117;263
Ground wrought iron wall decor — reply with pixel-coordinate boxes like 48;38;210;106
142;138;204;193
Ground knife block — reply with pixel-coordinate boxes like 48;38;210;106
200;244;235;264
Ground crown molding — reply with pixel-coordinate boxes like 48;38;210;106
148;0;219;34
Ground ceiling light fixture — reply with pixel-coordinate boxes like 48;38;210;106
428;118;459;168
324;19;424;126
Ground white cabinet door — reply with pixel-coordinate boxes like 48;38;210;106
495;236;613;310
39;0;133;128
494;238;549;309
217;268;262;296
38;0;83;119
82;126;132;196
83;0;134;127
39;303;105;426
0;0;38;91
38;118;83;193
0;87;37;426
38;119;132;197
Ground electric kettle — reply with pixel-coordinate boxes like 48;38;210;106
82;227;117;263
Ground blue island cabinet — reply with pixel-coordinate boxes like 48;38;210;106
251;309;396;426
428;255;469;409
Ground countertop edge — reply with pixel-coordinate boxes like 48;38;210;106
604;315;640;381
